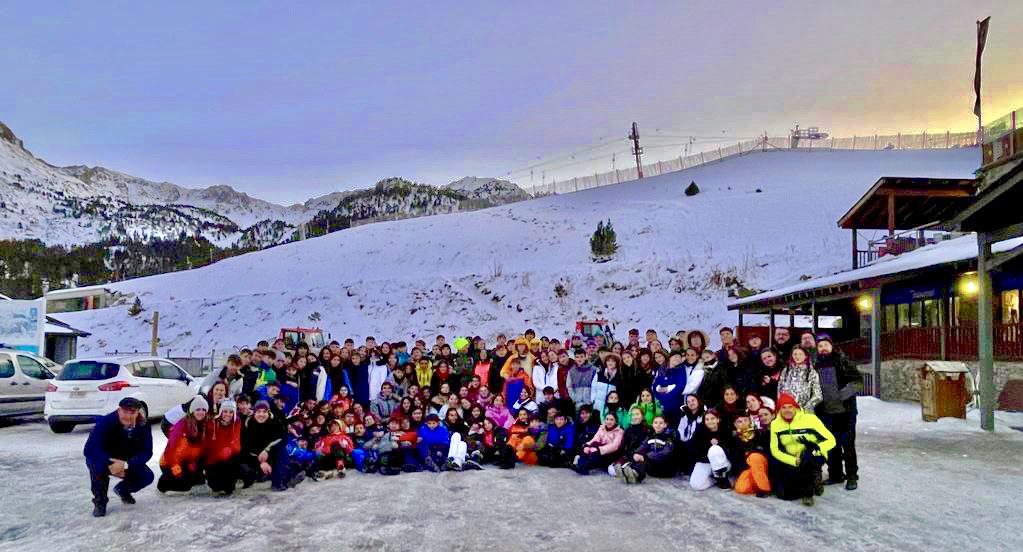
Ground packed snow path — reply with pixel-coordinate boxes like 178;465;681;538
1;399;1020;552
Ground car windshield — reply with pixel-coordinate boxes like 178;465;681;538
58;361;120;381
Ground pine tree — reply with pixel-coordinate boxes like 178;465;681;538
590;218;618;258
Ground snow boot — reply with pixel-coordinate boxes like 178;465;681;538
445;459;462;472
92;502;106;518
801;495;815;507
623;465;639;485
113;483;136;505
814;472;824;496
612;463;624;479
845;479;858;491
463;459;484;471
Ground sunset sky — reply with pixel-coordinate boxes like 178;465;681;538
1;1;1020;203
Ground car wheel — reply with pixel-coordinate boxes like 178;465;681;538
49;421;76;433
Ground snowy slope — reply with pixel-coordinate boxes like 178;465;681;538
58;148;980;356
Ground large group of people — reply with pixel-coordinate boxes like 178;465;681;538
84;325;862;517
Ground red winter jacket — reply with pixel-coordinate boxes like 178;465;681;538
315;433;354;456
203;419;241;465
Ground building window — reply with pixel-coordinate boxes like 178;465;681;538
1003;290;1020;324
924;299;939;327
897;303;910;328
883;304;896;332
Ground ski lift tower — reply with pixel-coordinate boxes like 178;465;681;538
790;125;830;149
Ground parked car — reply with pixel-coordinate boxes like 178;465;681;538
44;356;199;434
0;348;57;420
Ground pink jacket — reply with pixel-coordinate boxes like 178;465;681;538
586;425;624;456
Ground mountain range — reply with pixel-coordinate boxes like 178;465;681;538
0;121;529;249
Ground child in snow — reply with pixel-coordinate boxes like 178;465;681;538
537;411;574;468
689;408;732;491
572;413;624;475
619;415;677;484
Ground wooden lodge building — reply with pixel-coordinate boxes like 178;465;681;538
729;109;1023;430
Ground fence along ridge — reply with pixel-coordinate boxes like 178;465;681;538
521;130;978;197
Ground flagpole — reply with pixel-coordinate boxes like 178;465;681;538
976;19;983;159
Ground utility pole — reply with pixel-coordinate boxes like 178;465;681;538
629;122;644;178
150;311;160;356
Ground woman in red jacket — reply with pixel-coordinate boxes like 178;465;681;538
158;396;209;493
203;399;241;496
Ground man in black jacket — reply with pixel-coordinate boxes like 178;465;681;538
814;334;862;491
83;398;154;517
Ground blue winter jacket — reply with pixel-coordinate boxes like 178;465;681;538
84;411;153;469
546;421;575;451
653;366;687;413
286;437;318;464
416;423;451;458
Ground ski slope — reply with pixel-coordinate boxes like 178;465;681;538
59;149;980;356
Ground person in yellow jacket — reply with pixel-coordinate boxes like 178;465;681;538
500;337;535;379
415;359;434;389
769;392;835;506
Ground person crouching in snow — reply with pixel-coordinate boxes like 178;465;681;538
688;408;733;491
610;408;650;479
537;411;574;468
473;417;516;469
158;396;209;493
203;399;242;496
239;401;288;490
314;419;354;480
619;415;677;484
416;413;451;472
770;392;835;506
572;413;624;475
730;413;771;497
443;407;482;471
507;409;539;465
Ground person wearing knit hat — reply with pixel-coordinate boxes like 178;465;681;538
189;396;209;415
253;400;271;411
204;399;242;496
814;334;862;491
769;392;836;506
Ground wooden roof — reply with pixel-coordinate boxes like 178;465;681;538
950;158;1023;235
837;177;977;230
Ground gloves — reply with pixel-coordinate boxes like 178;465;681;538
171;465;183;477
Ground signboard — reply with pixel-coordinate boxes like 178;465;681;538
0;298;46;355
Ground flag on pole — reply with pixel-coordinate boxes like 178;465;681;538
973;16;991;118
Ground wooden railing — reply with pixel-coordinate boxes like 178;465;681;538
837;323;1023;363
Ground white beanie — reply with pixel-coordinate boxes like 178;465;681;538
189;395;209;414
218;399;237;414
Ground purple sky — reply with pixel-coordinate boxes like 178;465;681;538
1;1;1020;204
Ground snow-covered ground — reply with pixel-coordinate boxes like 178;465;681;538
0;399;1020;552
58;148;979;357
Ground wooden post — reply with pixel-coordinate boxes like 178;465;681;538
939;286;948;360
977;232;995;431
789;311;796;331
870;288;882;398
811;301;819;334
852;228;859;269
151;311;160;356
700;152;706;165
874;134;878;150
738;311;745;329
887;193;897;239
768;308;776;341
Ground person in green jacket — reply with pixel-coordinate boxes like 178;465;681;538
601;390;629;428
769;392;836;506
628;388;663;427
